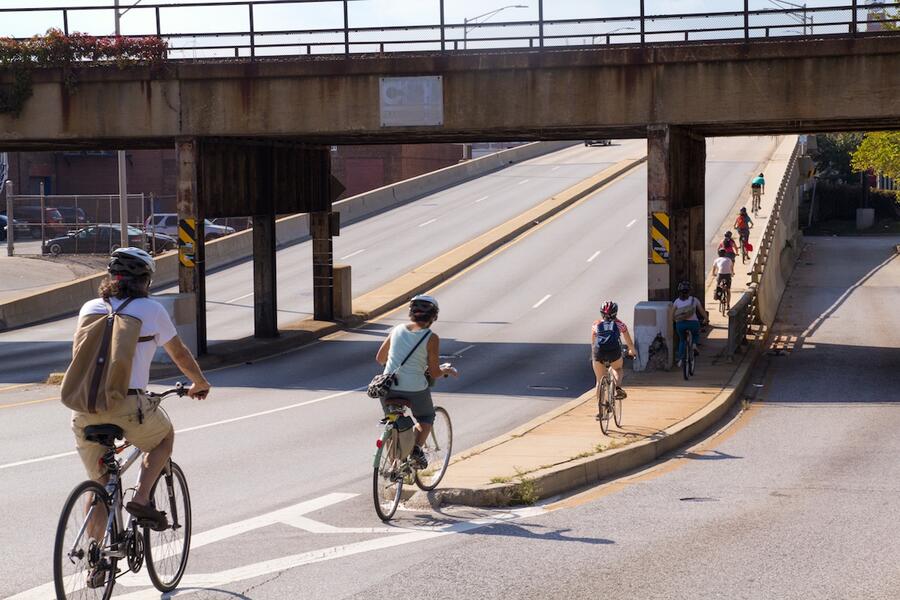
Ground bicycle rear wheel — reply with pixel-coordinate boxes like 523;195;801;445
373;431;403;521
53;480;117;600
415;407;453;491
598;377;612;435
144;461;192;592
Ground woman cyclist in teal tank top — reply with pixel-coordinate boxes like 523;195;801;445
375;295;458;468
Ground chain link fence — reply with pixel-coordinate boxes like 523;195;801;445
1;185;174;257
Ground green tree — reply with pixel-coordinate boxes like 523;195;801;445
812;133;863;182
852;132;900;180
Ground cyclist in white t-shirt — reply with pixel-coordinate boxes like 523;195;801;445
71;248;210;532
712;248;734;300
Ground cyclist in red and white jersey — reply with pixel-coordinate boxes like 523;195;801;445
591;301;638;401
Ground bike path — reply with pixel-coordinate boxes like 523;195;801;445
437;136;798;504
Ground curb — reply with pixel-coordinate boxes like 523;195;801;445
435;342;761;507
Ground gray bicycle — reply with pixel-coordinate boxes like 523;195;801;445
373;400;453;521
53;385;191;599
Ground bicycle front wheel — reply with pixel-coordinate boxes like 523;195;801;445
612;383;624;428
598;378;612;435
373;432;403;521
144;461;192;592
53;480;117;600
415;407;453;491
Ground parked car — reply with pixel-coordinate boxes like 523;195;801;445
145;214;236;241
584;139;612;147
0;214;31;241
1;206;67;238
56;206;89;227
43;224;177;256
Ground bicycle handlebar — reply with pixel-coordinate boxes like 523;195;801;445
145;382;191;399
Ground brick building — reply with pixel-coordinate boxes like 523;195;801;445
4;143;466;221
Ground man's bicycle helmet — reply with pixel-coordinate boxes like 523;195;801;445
409;294;439;322
108;247;156;278
600;301;618;319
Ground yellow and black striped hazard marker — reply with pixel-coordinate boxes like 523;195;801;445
650;212;670;264
178;218;196;268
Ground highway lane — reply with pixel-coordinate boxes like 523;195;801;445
0;142;645;385
291;236;899;600
0;138;779;598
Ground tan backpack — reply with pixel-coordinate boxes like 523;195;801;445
61;298;154;414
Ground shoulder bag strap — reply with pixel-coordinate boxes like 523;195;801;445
395;330;431;371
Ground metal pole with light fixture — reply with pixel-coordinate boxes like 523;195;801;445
463;5;528;50
114;0;129;248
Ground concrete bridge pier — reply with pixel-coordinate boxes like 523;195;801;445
647;124;706;302
175;139;207;354
252;211;278;338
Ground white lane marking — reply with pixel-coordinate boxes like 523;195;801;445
517;179;531;185
418;218;438;227
587;250;602;263
110;506;546;599
457;344;476;355
473;195;489;204
0;388;366;471
551;166;561;172
10;493;362;599
626;219;637;229
340;249;366;260
532;294;552;309
224;291;254;304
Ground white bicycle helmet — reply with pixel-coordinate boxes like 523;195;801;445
108;247;156;277
409;294;439;322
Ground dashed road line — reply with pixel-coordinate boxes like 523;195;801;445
473;195;489;204
532;294;552;309
626;219;637;229
517;179;531;186
587;250;602;262
419;218;438;228
457;344;476;354
340;249;366;260
225;292;254;304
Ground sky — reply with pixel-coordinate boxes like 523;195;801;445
0;0;893;57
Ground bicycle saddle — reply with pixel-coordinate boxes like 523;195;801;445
83;424;125;447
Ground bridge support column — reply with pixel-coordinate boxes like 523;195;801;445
175;139;207;355
647;124;706;302
311;211;339;321
253;211;278;337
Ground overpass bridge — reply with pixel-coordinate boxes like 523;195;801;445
1;0;898;351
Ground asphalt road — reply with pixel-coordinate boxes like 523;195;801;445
0;137;777;598
0;141;645;385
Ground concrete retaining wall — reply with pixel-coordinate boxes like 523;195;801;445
0;141;576;331
756;142;804;327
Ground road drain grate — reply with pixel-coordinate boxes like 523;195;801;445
679;497;719;503
528;385;568;391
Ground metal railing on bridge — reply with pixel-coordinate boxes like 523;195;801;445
0;1;897;59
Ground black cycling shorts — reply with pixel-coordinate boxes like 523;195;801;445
592;348;623;364
717;273;732;288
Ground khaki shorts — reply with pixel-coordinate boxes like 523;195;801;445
72;392;173;480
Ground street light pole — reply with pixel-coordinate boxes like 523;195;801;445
462;5;528;50
114;0;129;248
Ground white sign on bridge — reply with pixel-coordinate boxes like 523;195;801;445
379;76;444;127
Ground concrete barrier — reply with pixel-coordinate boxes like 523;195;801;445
632;301;674;372
0;141;577;331
755;140;804;328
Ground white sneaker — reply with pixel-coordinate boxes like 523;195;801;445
676;359;683;368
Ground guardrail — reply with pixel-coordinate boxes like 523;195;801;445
0;1;897;59
725;138;803;358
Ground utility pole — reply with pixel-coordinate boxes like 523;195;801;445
114;0;129;248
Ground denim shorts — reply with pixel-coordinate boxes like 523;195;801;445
380;388;435;425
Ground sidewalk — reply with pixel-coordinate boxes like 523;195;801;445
435;136;798;507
